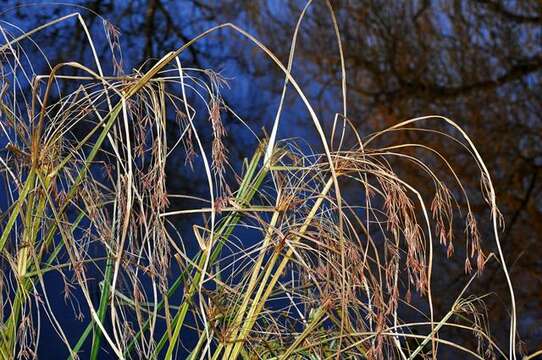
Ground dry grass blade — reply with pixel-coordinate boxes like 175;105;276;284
0;4;518;360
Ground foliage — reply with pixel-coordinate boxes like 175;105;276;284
0;5;522;359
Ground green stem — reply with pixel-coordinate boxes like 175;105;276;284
160;146;268;359
90;256;114;359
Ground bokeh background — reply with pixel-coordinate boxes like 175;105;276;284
1;0;541;358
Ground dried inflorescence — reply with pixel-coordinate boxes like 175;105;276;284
0;8;517;360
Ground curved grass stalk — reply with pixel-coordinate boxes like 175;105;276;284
0;6;518;360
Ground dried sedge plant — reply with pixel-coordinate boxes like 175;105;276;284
0;3;520;360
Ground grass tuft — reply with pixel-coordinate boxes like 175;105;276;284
0;5;517;360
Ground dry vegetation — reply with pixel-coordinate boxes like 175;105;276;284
0;4;524;360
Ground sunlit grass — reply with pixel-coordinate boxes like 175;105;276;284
0;4;518;360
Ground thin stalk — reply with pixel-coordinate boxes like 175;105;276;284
224;176;334;359
279;305;328;359
90;256;113;359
